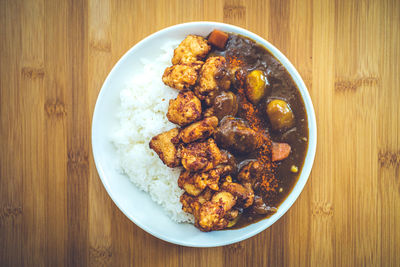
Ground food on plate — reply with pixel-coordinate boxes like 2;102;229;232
149;128;180;168
167;91;202;126
179;116;218;143
204;91;238;120
147;30;309;231
266;99;295;131
195;56;231;105
245;70;268;104
162;62;202;90
208;30;229;49
172;35;211;64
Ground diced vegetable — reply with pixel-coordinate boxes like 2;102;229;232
266;99;295;130
208;30;229;49
245;70;267;104
290;165;298;173
271;142;291;162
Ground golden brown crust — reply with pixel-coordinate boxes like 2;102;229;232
179;116;218;143
220;182;254;208
196;191;236;231
149;128;180;167
194;56;231;105
172;35;211;64
162;62;202;90
166;91;202;127
180;138;223;172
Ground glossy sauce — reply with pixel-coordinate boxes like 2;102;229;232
210;34;309;229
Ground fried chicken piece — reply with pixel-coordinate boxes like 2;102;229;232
167;91;202;126
220;181;254;208
149;128;180;167
180;188;213;214
178;170;204;196
180;138;223;172
162;62;202;90
195;56;231;105
178;165;230;197
196;191;237;231
172;35;211;64
179;116;218;143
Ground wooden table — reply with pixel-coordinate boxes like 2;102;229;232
1;0;399;266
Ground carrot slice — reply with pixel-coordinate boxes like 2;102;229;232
208;30;229;50
271;142;291;162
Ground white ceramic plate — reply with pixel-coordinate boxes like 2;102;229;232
92;21;317;247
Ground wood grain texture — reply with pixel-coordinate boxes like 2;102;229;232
1;0;399;266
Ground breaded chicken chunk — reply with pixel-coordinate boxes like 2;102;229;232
180;189;213;214
167;91;202;126
221;181;254;208
180;138;223;172
178;166;228;196
195;56;231;105
162;62;202;90
149;128;180;167
172;35;211;64
178;170;204;197
196;191;237;231
179;116;218;143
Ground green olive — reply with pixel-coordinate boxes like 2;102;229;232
245;70;267;104
266;99;295;130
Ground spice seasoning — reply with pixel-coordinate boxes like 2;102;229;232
235;72;278;193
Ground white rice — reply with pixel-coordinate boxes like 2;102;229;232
111;41;194;223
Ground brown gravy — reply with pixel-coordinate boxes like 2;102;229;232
210;33;309;229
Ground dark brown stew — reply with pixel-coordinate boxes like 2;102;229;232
210;34;309;229
152;31;309;231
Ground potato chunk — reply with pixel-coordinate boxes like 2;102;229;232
172;35;211;64
180;138;223;172
266;99;295;131
179;116;218;143
245;70;267;104
162;62;202;90
167;91;202;126
195;56;231;105
149;128;180;167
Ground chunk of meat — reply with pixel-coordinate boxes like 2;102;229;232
218;150;237;174
215;116;260;155
208;30;229;50
162;62;202;90
196;191;237;231
203;91;238;120
149;128;180;167
195;56;231;105
221;182;254;208
271;142;291;161
237;160;263;184
180;189;213;214
178;167;224;196
178;170;204;196
179;116;218;143
180;138;224;172
166;91;202;126
172;35;211;64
